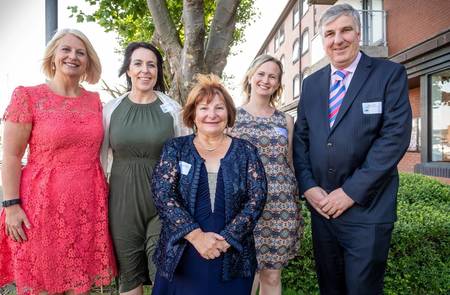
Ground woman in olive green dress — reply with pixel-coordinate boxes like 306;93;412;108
100;42;190;295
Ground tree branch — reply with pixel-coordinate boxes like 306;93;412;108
204;0;241;76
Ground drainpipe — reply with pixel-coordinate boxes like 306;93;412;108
299;1;303;93
45;0;58;44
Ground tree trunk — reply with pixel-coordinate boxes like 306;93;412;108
148;0;242;105
204;0;241;75
180;0;206;103
146;0;184;102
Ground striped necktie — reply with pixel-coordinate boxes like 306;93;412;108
328;70;349;127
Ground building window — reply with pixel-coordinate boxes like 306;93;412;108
301;29;309;55
293;1;300;28
293;75;300;98
302;0;309;16
280;83;286;104
279;55;285;73
293;39;300;63
409;117;421;152
274;24;285;52
430;69;450;162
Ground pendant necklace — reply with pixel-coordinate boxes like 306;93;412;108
196;135;225;152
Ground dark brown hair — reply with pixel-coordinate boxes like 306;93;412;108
119;42;166;92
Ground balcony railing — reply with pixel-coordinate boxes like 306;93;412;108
359;9;387;46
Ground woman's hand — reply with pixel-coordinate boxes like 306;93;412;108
185;229;226;259
5;204;31;242
216;239;230;253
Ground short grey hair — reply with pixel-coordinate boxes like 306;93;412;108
319;4;361;35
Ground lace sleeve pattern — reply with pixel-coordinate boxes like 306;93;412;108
151;138;200;245
3;86;33;123
220;142;268;252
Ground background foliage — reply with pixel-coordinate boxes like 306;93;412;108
69;0;257;49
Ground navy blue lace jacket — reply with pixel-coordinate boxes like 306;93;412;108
151;134;267;281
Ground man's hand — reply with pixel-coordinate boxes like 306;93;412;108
321;188;355;218
304;187;330;219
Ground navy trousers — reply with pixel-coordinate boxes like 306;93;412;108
310;211;394;295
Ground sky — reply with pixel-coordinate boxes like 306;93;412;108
0;0;289;112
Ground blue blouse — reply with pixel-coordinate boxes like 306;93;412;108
151;134;267;281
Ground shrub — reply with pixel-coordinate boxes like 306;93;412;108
397;173;450;205
282;173;450;294
282;209;319;294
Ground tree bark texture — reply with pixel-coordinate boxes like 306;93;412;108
147;0;241;104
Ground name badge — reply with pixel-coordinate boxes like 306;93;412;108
160;103;174;113
362;102;382;114
274;126;288;138
179;161;192;175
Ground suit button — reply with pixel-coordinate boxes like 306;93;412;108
327;142;333;148
328;168;335;173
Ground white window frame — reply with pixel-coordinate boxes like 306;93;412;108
301;29;309;55
293;39;300;62
293;75;301;98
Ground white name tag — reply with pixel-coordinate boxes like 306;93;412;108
274;126;288;138
179;161;192;175
160;103;174;113
362;102;382;114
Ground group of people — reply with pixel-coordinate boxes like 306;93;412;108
0;4;411;295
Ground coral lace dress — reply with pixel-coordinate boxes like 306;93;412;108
0;84;117;294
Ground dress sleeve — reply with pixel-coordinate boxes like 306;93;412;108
3;86;33;123
94;92;103;112
220;143;268;252
151;139;200;245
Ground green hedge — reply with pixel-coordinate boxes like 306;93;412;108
282;173;450;295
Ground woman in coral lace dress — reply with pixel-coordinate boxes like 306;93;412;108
0;29;117;294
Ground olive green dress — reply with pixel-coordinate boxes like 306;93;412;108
108;96;174;292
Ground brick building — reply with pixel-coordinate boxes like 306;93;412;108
256;0;450;181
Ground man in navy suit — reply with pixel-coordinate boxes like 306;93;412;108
293;4;412;294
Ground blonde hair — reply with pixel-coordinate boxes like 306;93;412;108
42;28;102;84
183;74;236;129
242;54;283;106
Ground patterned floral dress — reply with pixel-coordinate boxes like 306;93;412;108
230;107;303;270
0;84;117;294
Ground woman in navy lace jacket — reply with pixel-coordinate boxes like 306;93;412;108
151;74;267;295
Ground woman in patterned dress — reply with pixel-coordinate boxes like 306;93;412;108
0;29;116;294
230;54;303;295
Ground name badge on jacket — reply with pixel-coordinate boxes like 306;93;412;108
362;102;382;114
273;126;288;138
179;161;192;175
160;103;175;113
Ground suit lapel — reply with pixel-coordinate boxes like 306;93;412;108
316;66;332;133
329;52;373;135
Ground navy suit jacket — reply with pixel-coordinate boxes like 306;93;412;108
293;52;412;224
